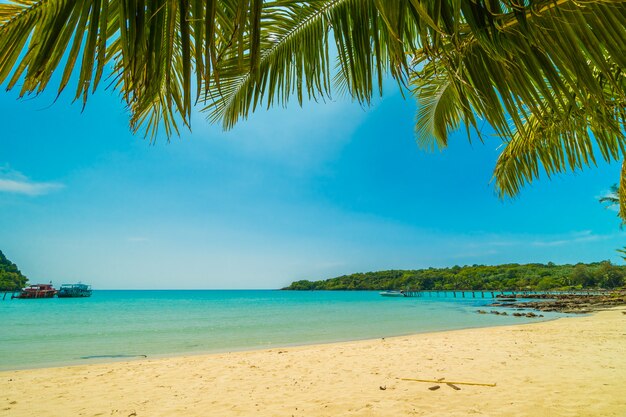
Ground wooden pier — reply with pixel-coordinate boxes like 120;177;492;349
2;291;18;300
399;290;609;298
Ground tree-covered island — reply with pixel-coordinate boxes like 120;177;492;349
0;250;29;291
284;262;626;291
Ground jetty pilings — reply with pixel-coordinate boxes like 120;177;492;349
2;291;18;300
399;290;610;298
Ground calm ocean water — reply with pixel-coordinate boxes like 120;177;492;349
0;290;562;370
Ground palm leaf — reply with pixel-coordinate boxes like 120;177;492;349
1;0;625;166
413;69;468;151
599;184;620;206
0;0;258;139
612;171;626;254
408;0;626;215
204;0;458;129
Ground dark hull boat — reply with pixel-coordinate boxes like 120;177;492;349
14;284;57;299
58;283;92;298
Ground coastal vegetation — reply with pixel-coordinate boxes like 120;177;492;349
0;250;28;291
284;262;626;291
0;1;625;215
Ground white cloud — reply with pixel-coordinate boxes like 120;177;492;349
0;178;64;196
531;231;609;247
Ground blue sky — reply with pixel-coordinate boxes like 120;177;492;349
0;83;623;289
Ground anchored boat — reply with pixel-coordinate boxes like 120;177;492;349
58;283;92;298
379;290;406;297
14;284;57;299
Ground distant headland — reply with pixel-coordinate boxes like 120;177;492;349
0;250;28;291
283;262;626;291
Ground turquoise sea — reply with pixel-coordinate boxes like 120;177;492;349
0;290;562;370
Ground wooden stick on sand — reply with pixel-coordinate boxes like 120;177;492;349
399;378;497;387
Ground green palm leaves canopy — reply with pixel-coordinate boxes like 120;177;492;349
1;0;625;215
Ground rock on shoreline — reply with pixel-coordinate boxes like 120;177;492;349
488;290;626;314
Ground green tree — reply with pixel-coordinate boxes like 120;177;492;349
595;262;625;289
570;264;591;288
1;1;625;212
0;250;28;291
283;263;625;291
536;277;558;291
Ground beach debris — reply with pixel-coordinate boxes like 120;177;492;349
428;385;440;391
128;412;137;417
399;378;496;387
447;383;461;390
379;385;387;390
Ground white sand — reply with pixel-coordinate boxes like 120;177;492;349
1;308;625;417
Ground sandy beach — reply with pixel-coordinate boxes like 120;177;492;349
1;308;625;417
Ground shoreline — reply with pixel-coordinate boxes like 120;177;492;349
0;311;567;373
2;307;625;416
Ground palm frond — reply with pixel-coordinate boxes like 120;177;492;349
413;68;468;151
204;0;415;130
409;0;626;206
1;0;625;159
493;88;625;200
596;166;626;225
0;0;258;139
204;1;335;129
0;0;107;102
599;184;620;206
413;0;626;142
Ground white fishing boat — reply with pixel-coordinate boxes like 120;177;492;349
379;290;405;297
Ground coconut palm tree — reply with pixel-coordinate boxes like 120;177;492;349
600;184;621;211
599;183;626;260
1;0;625;214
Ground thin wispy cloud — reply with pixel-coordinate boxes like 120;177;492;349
0;175;64;196
531;231;610;247
455;230;618;252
